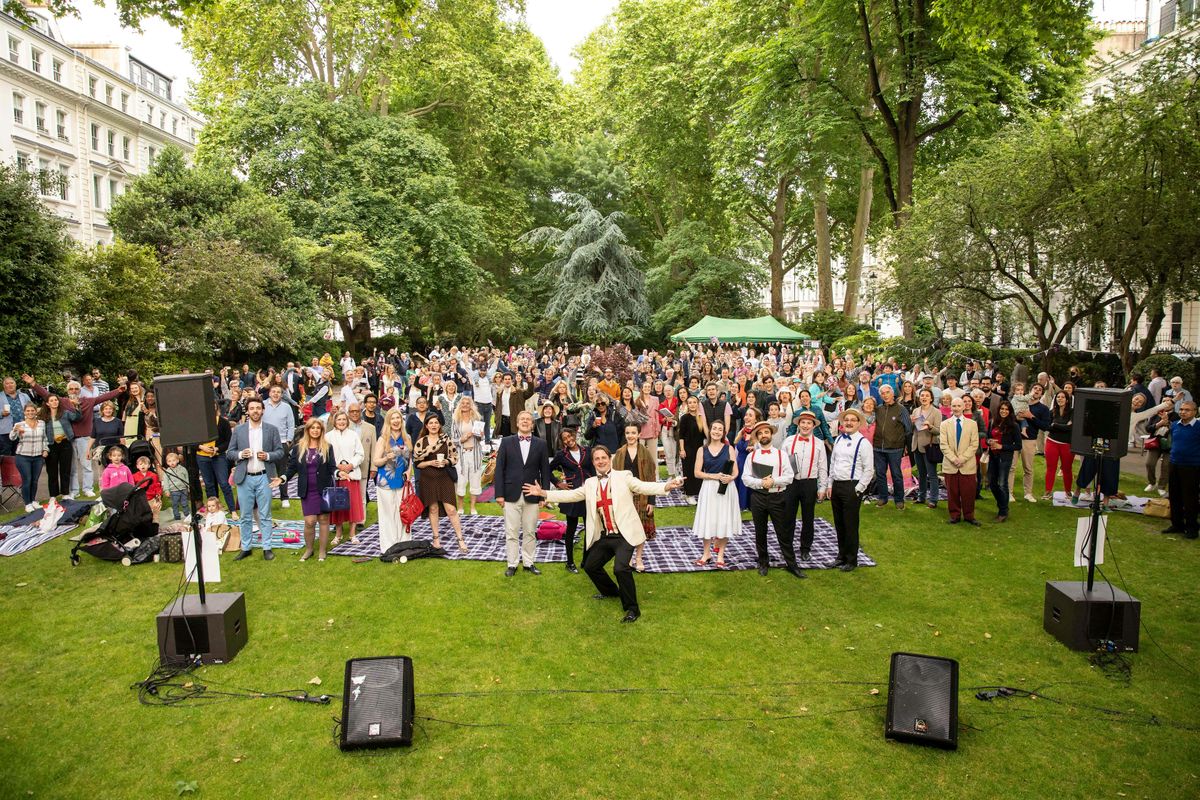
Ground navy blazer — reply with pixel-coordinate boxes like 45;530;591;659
286;443;336;498
225;420;285;482
494;433;551;503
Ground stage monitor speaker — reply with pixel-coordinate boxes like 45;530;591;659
340;656;415;751
1069;387;1131;459
156;592;247;665
885;652;959;750
155;373;218;448
1043;580;1140;652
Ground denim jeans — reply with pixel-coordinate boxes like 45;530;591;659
989;452;1014;516
170;489;190;519
237;472;273;551
476;402;494;443
71;436;93;494
920;451;940;507
874;448;905;504
15;454;43;505
197;455;236;513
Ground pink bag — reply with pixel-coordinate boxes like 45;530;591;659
536;520;567;541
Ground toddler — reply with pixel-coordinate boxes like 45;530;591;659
132;455;163;514
100;445;133;490
200;495;227;533
162;451;191;521
1009;382;1033;436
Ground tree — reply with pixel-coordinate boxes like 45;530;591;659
68;243;169;374
522;194;649;342
0;164;71;374
646;221;765;336
297;233;390;351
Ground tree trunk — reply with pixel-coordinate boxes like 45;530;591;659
336;315;371;357
1137;302;1168;365
843;164;874;319
813;180;833;310
768;173;791;318
895;128;918;337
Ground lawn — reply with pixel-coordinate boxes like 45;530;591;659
0;462;1197;800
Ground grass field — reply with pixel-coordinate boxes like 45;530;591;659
1;462;1197;800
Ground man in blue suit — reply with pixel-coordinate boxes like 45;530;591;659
495;410;551;576
226;396;285;561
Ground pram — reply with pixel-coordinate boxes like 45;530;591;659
70;477;159;565
127;438;157;471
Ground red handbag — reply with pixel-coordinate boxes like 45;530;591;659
399;481;425;527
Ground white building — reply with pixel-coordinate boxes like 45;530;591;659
764;248;903;339
1;6;199;245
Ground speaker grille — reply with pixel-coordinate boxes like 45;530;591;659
340;656;414;750
886;652;958;750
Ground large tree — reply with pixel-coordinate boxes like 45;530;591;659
522;194;649;342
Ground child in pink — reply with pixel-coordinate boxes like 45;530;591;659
101;445;133;490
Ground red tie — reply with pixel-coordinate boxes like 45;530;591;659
518;436;531;442
597;478;616;534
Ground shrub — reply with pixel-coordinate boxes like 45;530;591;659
1131;353;1195;388
830;330;882;358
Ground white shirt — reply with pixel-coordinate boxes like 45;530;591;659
783;432;827;484
742;444;794;493
826;431;874;494
247;422;264;473
518;434;531;463
501;387;513;415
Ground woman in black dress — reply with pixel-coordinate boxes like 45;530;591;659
677;394;706;505
413;415;466;552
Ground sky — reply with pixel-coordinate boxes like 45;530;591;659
51;0;1145;101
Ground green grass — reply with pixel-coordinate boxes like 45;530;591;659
1;462;1198;800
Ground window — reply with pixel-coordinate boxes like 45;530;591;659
35;101;47;133
56;109;68;140
16;151;29;172
91;123;100;150
105;84;114;105
30;48;41;73
107;130;115;156
159;111;166;128
122;135;130;161
7;36;19;64
1170;302;1184;344
148;145;157;164
146;103;153;123
58;165;69;201
88;76;97;98
37;158;50;195
120;92;129;112
52;59;62;82
93;174;103;208
109;179;119;206
11;92;23;125
171;117;177;135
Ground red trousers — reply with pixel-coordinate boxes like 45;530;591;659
1044;439;1074;495
945;472;977;522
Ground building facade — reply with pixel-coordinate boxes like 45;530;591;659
1;8;198;245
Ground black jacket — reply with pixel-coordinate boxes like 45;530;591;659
287;443;336;498
493;434;551;503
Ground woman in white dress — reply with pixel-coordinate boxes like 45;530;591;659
692;420;741;568
451;395;484;515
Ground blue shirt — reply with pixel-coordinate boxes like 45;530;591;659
1169;419;1199;466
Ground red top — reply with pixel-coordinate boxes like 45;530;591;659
132;470;163;500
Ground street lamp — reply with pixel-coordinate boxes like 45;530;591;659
868;270;878;330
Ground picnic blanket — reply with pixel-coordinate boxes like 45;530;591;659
329;515;874;571
4;499;95;528
230;519;309;550
272;477;379;502
0;525;78;557
1050;491;1150;515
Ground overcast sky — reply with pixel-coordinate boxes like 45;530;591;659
53;0;1144;102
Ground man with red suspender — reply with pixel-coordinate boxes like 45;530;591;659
742;421;803;579
782;411;829;564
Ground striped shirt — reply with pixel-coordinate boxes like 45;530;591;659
10;420;47;457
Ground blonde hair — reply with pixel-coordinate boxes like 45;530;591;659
298;417;331;456
454;395;480;424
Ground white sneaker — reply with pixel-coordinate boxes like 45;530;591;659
182;515;192;524
1158;488;1167;497
81;491;95;499
686;496;698;506
65;493;76;501
1025;493;1037;503
1144;483;1155;492
25;503;35;512
281;499;291;508
252;525;261;534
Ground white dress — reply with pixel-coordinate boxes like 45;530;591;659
692;444;742;540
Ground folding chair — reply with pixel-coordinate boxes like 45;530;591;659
0;456;22;511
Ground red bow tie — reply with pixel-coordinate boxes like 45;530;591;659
518;436;531;442
760;448;771;454
798;437;810;441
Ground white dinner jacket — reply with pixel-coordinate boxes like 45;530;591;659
544;469;670;548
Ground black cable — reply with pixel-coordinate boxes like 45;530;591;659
968;685;1200;732
417;703;887;730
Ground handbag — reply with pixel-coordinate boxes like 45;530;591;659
481;453;497;486
400;485;425;527
321;485;351;513
640;505;656;540
925;442;944;465
1144;498;1171;518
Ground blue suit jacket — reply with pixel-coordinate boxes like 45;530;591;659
225;420;285;483
494;434;551;503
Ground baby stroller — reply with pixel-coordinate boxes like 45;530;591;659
70;477;159;565
128;438;158;471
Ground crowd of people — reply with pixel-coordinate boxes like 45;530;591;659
3;343;1198;581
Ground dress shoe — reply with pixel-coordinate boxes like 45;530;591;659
832;556;847;566
757;564;769;576
876;499;888;507
1161;526;1184;534
966;519;981;527
233;550;253;561
786;566;807;579
799;548;811;562
838;562;857;572
566;563;580;574
504;566;517;577
523;564;542;575
593;592;617;600
263;549;275;561
896;503;905;510
947;518;961;525
621;610;641;623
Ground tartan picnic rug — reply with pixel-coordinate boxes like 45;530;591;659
272;478;687;507
232;520;310;550
329;515;874;571
0;525;78;557
272;477;379;502
1050;491;1150;515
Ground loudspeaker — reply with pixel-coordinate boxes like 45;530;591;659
156;592;247;665
1069;388;1131;459
154;373;218;448
340;656;415;751
1043;580;1140;652
885;652;959;750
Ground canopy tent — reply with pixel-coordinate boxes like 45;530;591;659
670;315;807;344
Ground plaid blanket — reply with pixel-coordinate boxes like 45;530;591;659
1050;491;1149;515
233;520;309;550
272;477;379;502
329;515;874;571
0;525;78;557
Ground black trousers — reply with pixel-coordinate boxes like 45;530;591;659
277;445;292;499
46;438;73;497
564;516;581;565
784;478;819;554
750;490;795;568
584;533;638;612
1169;464;1199;537
830;480;860;565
